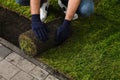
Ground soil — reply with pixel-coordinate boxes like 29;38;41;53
0;6;31;46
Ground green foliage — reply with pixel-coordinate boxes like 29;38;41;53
0;0;120;80
0;0;31;18
95;0;120;23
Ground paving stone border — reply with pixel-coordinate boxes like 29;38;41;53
0;37;72;80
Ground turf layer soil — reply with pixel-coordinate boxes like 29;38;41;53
0;6;31;46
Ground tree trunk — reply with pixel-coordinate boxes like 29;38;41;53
19;18;63;56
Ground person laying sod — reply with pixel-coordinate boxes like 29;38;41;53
16;0;94;43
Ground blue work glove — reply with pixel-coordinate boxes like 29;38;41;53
56;19;71;43
31;14;49;41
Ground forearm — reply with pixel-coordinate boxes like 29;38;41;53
65;0;80;21
30;0;40;14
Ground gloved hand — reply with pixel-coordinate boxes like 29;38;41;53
31;14;49;41
56;19;71;43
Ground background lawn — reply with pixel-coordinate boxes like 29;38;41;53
0;0;120;80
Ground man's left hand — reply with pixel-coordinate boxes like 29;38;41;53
56;20;71;43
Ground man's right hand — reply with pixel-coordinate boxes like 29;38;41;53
31;14;49;41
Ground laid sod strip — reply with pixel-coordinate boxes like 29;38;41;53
95;0;120;23
38;15;120;79
0;0;30;18
19;18;64;56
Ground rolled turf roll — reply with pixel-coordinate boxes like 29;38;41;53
19;18;63;56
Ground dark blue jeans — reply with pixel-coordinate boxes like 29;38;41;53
16;0;94;16
16;0;30;6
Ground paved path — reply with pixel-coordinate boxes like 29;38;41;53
0;38;65;80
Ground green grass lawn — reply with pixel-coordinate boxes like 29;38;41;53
0;0;120;80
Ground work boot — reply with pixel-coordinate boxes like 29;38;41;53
40;0;50;22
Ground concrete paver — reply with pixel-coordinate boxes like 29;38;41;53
16;58;36;73
5;52;36;73
0;46;11;59
0;78;7;80
0;38;66;80
11;71;33;80
45;75;59;80
0;60;20;80
33;78;39;80
5;52;24;65
0;57;3;61
30;66;49;80
0;75;7;80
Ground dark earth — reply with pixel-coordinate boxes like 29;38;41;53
0;6;31;46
